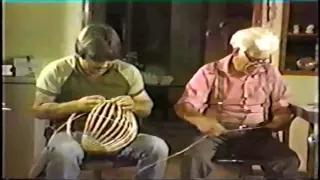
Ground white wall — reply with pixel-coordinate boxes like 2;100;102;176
3;3;83;74
283;76;318;172
3;3;83;178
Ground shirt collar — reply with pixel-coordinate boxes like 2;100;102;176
216;54;266;76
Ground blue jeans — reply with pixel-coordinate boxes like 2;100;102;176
35;132;169;179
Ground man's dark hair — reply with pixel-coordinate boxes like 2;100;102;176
75;24;122;62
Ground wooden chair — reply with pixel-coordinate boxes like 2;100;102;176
211;104;316;179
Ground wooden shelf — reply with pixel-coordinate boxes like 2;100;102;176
287;33;318;41
281;70;318;76
278;1;319;74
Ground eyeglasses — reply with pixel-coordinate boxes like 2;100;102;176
244;51;271;64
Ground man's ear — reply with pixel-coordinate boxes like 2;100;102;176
232;48;240;56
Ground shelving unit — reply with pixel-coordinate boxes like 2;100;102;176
279;1;318;76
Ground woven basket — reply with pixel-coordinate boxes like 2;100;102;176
66;100;138;154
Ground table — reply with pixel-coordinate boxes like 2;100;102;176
291;103;318;179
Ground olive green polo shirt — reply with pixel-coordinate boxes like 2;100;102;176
36;55;144;130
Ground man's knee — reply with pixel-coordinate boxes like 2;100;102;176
180;138;230;179
282;149;300;170
138;134;169;158
51;143;84;161
47;133;84;164
45;142;84;179
184;137;220;161
286;153;300;169
267;151;300;176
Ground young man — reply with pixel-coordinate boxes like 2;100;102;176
32;24;168;179
175;27;300;179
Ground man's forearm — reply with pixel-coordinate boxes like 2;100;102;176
33;100;80;120
174;103;218;127
266;114;292;131
133;100;153;118
266;108;292;131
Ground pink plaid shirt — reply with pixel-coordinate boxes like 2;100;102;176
176;55;290;127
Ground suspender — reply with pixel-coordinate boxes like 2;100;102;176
215;63;225;116
207;62;271;123
261;65;272;122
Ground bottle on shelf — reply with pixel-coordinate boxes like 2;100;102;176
315;39;318;72
315;38;318;63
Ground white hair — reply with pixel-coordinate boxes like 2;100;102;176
230;27;279;57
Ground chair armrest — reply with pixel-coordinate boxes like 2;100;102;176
290;103;318;124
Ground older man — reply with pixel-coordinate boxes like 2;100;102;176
30;24;168;179
175;27;300;179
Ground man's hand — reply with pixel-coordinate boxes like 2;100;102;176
256;115;291;132
76;95;106;112
111;95;135;110
196;117;227;137
260;121;284;132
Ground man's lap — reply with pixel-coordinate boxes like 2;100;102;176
48;132;163;163
187;130;297;162
228;130;298;161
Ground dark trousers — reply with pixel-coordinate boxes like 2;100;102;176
180;129;300;179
